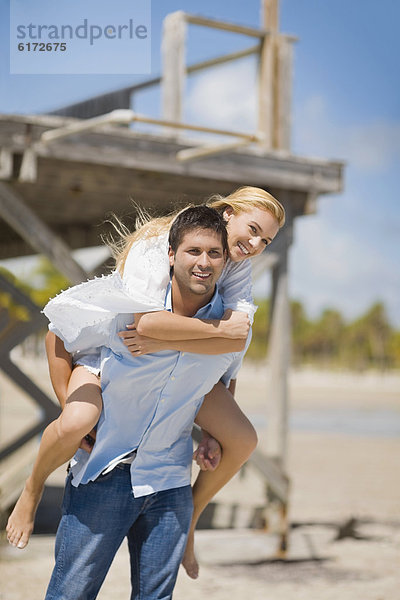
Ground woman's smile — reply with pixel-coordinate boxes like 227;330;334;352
224;206;280;262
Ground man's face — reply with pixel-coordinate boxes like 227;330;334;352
169;228;226;297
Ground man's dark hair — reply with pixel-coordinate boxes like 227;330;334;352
168;205;228;254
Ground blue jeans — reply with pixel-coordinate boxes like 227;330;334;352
45;464;193;600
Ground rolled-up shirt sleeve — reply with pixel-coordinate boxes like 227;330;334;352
218;259;257;323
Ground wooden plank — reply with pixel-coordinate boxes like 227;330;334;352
23;143;343;195
40;112;259;147
162;11;186;127
185;13;267;38
250;448;289;504
0;114;343;170
0;182;88;283
14;163;237;206
0;113;68;130
27;151;312;201
176;139;254;162
128;113;259;139
40;110;133;144
5;173;234;216
187;44;261;75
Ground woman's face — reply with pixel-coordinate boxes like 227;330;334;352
224;206;280;262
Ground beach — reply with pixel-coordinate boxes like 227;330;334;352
1;358;399;599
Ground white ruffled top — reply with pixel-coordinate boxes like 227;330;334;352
43;232;256;354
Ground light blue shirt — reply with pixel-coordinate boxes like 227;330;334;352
70;284;246;497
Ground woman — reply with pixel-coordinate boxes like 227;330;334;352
7;186;285;578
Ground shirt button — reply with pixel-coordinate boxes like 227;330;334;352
161;398;165;403
171;376;175;380
181;353;185;356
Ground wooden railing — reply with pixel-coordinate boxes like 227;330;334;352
48;10;295;155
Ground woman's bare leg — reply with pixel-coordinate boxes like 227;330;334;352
45;331;73;409
6;366;102;549
182;381;257;578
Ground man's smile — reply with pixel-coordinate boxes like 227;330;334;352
192;271;212;280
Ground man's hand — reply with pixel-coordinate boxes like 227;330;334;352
118;323;166;356
193;431;222;471
220;309;250;340
79;428;96;453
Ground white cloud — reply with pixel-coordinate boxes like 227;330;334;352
185;58;257;134
294;95;400;173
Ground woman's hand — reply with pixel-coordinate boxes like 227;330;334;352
79;429;96;453
193;431;222;471
220;309;250;340
118;323;167;356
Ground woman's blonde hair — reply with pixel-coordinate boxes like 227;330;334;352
111;187;285;274
208;186;285;228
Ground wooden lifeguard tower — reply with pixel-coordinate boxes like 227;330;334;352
0;0;343;551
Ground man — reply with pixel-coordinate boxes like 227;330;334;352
45;206;249;600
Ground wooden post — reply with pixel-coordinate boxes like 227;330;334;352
266;203;292;468
162;11;187;130
0;182;88;284
258;0;279;150
275;35;293;151
258;35;274;150
0;148;13;179
261;0;279;31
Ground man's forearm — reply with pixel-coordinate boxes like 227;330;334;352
45;331;72;409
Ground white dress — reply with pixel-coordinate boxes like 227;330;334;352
43;232;256;373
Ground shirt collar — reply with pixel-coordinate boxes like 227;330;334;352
165;281;221;317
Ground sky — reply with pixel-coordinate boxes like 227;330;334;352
1;0;399;326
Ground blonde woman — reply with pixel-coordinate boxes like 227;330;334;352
7;187;285;578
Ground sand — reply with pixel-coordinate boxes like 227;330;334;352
1;358;399;599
